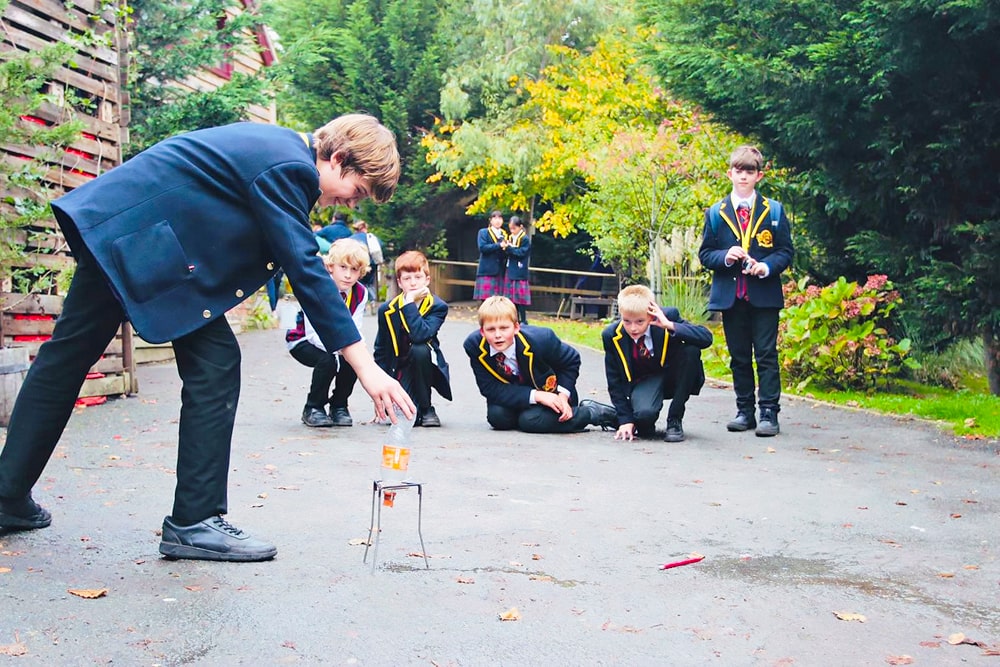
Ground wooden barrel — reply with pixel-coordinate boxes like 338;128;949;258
0;347;30;427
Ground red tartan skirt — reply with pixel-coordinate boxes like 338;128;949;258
473;274;505;299
504;278;532;305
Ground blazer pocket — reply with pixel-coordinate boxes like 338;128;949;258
111;220;191;303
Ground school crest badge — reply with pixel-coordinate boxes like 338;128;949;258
543;375;558;393
756;229;773;248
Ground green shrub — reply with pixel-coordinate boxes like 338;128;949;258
780;274;919;392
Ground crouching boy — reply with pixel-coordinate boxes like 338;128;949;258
287;238;370;427
602;285;712;442
373;250;451;426
464;296;616;433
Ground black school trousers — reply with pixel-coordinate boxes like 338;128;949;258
0;246;240;525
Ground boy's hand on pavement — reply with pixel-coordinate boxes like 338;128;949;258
615;423;636;441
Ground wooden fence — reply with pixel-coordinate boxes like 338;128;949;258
1;0;134;400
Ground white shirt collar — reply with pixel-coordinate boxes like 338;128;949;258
490;345;516;361
731;191;756;209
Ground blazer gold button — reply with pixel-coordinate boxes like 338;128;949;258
266;262;275;270
202;309;212;318
235;289;244;298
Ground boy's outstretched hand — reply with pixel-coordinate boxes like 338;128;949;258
340;341;415;422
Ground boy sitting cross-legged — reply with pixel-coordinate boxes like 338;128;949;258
287;238;370;427
373;250;451;427
464;296;616;433
602;285;713;442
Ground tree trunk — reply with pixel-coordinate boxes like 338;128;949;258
985;325;1000;396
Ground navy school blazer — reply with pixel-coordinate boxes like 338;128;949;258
463;325;580;409
601;307;713;424
373;293;452;400
50;123;360;353
476;227;507;277
697;192;793;310
504;230;531;280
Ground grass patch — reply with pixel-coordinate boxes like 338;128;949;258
539;315;999;440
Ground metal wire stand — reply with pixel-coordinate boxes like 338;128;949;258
363;480;429;572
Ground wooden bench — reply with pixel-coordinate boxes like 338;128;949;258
569;296;617;320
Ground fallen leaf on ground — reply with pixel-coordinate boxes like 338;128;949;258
529;574;553;582
0;632;27;656
68;588;108;599
950;513;962;519
0;567;10;574
833;611;867;622
937;572;955;578
456;576;475;584
919;641;940;648
531;553;542;560
886;655;913;665
509;561;523;567
963;565;980;570
347;538;371;546
499;607;521;621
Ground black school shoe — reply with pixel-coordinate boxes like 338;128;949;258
302;407;335;427
579;399;617;431
417;406;441;427
0;494;52;531
664;417;685;443
159;515;277;562
328;406;354;427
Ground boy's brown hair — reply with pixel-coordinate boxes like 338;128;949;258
394;249;430;277
313;114;400;204
325;238;371;277
617;285;656;317
478;296;518;327
728;145;764;172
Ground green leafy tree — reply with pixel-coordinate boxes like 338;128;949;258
640;0;1000;394
125;0;274;156
1;0;85;289
267;0;449;253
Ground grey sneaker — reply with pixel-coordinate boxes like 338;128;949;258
159;515;277;562
0;494;52;531
755;408;780;437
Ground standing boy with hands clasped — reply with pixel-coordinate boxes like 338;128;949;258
698;145;793;437
602;285;712;442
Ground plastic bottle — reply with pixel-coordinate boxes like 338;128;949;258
379;406;415;485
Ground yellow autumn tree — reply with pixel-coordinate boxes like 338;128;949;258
423;25;748;294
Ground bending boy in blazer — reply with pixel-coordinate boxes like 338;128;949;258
0;115;414;563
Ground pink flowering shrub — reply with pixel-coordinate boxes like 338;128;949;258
780;275;919;391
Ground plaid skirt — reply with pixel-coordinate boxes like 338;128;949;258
504;278;532;305
473;274;505;300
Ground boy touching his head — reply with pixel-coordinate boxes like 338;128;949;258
602;285;712;442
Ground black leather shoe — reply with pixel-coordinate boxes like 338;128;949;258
0;494;52;531
755;409;780;437
635;423;656;439
328;406;353;427
159;515;277;562
726;412;756;432
418;405;441;427
664;417;685;443
579;399;617;431
302;407;334;427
